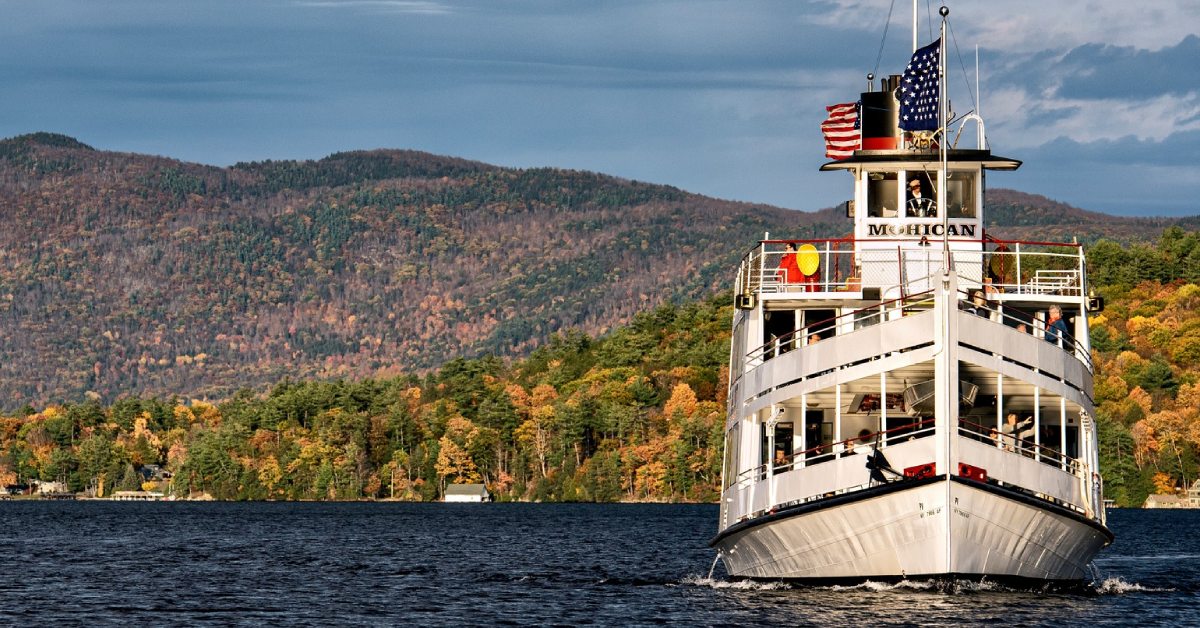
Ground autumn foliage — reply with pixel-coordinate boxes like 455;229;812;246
0;297;731;502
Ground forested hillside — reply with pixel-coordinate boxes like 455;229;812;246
985;189;1200;243
0;132;1195;408
0;133;838;406
4;230;1200;505
0;296;732;502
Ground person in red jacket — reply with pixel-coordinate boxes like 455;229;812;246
777;243;801;284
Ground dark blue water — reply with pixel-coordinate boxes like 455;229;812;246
0;503;1193;626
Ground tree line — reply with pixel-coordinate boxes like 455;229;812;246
6;229;1200;504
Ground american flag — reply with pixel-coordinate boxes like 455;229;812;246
899;38;941;132
821;101;860;160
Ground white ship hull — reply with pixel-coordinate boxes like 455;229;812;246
713;476;1112;582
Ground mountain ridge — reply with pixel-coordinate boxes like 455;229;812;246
0;132;1194;407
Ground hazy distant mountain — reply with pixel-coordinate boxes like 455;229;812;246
982;188;1200;243
0;132;1192;406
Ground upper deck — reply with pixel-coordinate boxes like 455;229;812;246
735;236;1090;309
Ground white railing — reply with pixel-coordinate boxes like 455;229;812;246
956;287;1093;371
735;240;858;295
744;289;935;368
730;418;937;490
735;238;1087;299
958;419;1100;519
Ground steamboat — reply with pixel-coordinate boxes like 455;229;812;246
711;5;1112;583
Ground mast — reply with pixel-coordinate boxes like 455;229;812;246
939;7;949;255
912;0;918;52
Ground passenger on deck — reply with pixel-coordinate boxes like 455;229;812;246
1008;307;1033;334
777;243;801;284
1001;413;1033;452
807;333;821;345
1045;305;1072;350
965;290;989;317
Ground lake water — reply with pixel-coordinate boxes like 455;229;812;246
0;502;1193;626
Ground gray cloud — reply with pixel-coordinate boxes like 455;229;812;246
1003;131;1200;216
1055;35;1200;100
1032;130;1200;167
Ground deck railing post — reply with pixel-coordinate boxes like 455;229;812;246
759;241;767;293
1015;243;1022;293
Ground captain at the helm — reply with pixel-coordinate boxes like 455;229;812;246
906;175;936;218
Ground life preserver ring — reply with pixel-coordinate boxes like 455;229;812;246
797;244;820;276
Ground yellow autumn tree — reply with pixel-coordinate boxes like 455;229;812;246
1131;419;1159;469
1152;472;1176;495
663;383;698;424
435;436;480;490
515;404;555;478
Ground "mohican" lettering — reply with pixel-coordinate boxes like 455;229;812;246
867;223;977;238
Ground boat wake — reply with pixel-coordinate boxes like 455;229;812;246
1092;577;1175;595
828;579;1029;594
679;574;792;590
684;576;1169;595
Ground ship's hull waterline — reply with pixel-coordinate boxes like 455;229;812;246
712;477;1112;583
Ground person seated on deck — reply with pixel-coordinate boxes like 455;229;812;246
964;290;989;317
773;449;789;469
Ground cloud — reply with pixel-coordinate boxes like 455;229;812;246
1053;35;1200;100
1;0;1198;217
1003;131;1200;216
903;1;1200;52
1032;130;1200;167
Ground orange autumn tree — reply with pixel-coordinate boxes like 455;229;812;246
435;416;482;493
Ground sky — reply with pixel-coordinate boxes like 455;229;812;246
1;0;1197;217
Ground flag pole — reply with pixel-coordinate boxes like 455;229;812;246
939;7;949;257
912;0;918;53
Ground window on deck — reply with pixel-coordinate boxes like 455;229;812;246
867;172;898;218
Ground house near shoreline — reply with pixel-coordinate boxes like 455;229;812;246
1143;479;1200;508
444;483;490;503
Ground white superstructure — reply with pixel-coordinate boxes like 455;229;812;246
711;6;1112;584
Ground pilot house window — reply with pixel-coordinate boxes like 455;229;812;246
867;172;898;217
947;171;977;218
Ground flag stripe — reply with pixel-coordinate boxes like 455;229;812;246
821;101;860;160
